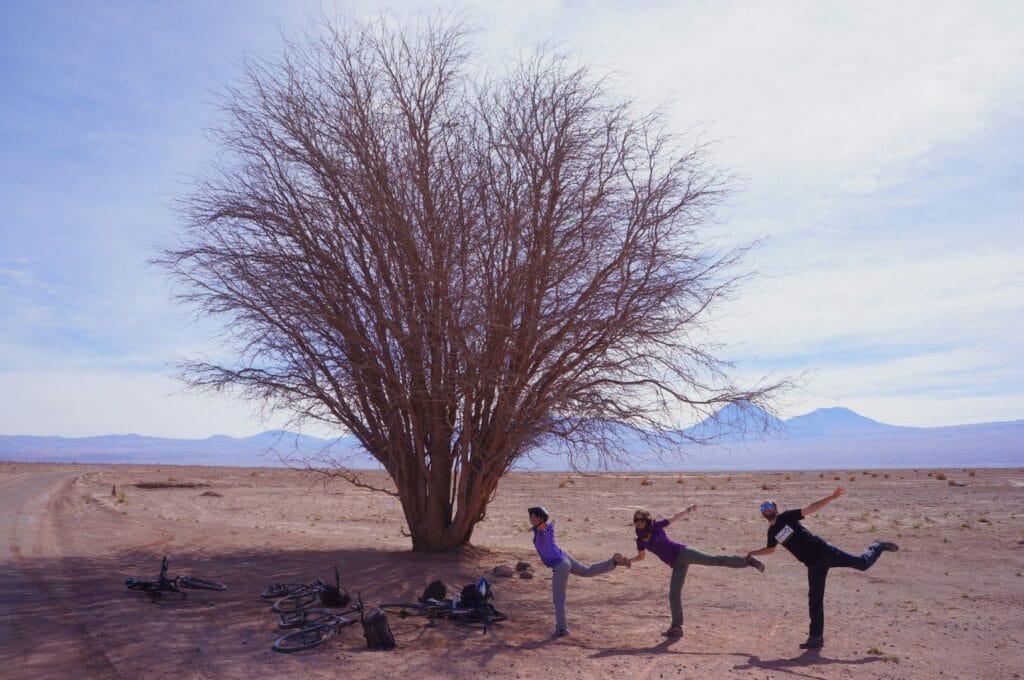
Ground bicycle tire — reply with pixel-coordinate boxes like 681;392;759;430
178;576;227;591
271;623;336;653
456;607;508;624
272;590;322;613
378;602;430;618
261;583;306;599
278;608;336;630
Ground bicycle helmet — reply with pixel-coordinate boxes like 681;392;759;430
527;506;549;522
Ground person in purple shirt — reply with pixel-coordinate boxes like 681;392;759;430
628;504;765;638
528;506;631;637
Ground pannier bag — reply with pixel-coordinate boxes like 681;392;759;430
362;608;396;649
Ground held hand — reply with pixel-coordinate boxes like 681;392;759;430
832;486;845;499
686;504;698;514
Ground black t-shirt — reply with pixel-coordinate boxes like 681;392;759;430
767;509;829;564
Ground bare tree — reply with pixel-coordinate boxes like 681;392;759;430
161;15;783;552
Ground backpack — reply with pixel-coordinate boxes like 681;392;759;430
460;578;492;608
419;579;446;603
361;608;396;649
320;584;350;608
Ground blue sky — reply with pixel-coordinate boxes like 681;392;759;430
1;0;1022;437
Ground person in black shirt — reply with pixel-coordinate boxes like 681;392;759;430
745;486;899;649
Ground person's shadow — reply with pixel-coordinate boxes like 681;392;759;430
733;648;883;678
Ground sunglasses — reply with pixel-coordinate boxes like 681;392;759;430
760;503;775;512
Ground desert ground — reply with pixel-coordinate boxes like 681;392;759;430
1;462;1022;679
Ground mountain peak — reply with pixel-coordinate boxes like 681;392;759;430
785;407;892;436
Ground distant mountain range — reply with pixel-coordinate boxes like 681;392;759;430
1;406;1022;470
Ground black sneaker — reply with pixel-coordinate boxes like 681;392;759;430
799;636;824;649
872;541;899;552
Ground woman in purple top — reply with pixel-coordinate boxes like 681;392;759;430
629;505;765;638
529;506;631;637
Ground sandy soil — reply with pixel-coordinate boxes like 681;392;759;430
1;462;1022;679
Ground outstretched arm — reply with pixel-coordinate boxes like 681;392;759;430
629;549;646;563
666;504;698;524
801;486;844;516
746;546;776;558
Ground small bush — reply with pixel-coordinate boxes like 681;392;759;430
640;476;653;486
968;469;976;477
676;475;685;484
116;491;127;504
867;646;883;655
761;483;771;491
935;471;947;480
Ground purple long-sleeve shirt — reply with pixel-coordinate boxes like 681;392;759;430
636;518;687;567
532;521;567;568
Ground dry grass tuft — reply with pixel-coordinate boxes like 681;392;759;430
640;476;653;486
935;472;947;481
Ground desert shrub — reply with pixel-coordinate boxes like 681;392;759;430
867;646;883;655
935;472;947;480
676;475;685;484
968;470;976;477
640;476;653;486
761;483;771;491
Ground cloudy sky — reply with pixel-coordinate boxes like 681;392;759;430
2;0;1022;438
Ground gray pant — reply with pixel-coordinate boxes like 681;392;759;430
551;554;617;632
669;547;748;627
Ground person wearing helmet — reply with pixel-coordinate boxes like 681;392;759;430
627;505;766;638
746;487;899;649
527;506;631;637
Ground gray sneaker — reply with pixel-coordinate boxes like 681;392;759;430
746;555;766;572
872;541;899;552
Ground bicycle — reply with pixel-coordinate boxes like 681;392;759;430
266;567;351;628
271;593;367;653
125;556;227;602
379;578;506;634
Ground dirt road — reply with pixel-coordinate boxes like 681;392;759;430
0;471;121;679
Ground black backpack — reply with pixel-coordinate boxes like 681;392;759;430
361;608;396;649
419;579;446;603
460;579;492;608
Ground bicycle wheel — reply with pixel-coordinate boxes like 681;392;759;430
272;590;321;613
457;606;508;624
278;608;337;630
261;583;305;599
378;602;431;618
178;576;227;591
271;622;336;653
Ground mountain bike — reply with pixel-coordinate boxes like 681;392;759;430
379;578;506;634
125;556;227;601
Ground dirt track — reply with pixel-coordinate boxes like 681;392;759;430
0;462;1022;679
